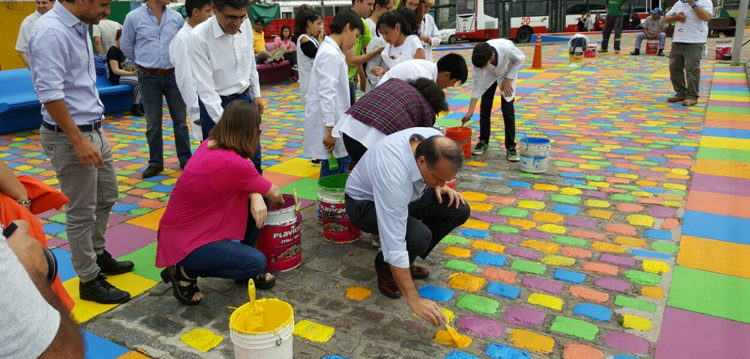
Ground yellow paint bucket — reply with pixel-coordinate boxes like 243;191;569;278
229;296;294;358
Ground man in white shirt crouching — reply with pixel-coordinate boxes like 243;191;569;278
345;127;470;327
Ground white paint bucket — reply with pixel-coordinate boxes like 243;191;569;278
519;137;551;173
229;299;295;359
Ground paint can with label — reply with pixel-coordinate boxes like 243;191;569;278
318;174;361;243
256;194;302;272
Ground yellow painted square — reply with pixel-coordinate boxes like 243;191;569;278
127;208;166;230
63;272;158;322
265;158;321;177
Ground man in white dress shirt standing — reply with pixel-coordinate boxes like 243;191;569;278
664;0;712;107
345;127;470;326
15;0;55;68
169;0;213;141
191;0;265;172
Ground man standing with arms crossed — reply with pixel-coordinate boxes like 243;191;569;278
29;0;133;304
664;0;713;106
191;0;265;172
122;0;192;178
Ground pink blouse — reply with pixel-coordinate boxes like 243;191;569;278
273;36;296;51
156;141;272;267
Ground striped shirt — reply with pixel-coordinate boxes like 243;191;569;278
345;78;436;136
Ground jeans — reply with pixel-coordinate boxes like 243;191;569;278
137;70;192;168
349;80;356;106
345;188;471;269
479;81;516;150
198;92;263;174
320;155;352;179
342;132;368;164
634;32;666;50
669;42;705;100
601;15;623;51
40;127;118;282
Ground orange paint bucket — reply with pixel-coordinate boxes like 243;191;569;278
445;126;472;158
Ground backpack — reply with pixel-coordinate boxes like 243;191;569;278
569;35;588;54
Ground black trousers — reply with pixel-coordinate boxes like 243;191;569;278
479;81;516;150
345;188;471;268
342;132;368;165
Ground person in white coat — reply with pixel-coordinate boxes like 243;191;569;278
417;0;441;61
364;0;394;92
169;0;213;141
304;9;363;178
461;39;524;161
377;54;467;89
295;5;325;101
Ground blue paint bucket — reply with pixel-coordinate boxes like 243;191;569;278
519;137;551;173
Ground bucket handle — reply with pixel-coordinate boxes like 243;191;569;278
273;329;283;346
522;120;549;143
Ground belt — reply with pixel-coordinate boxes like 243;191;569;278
137;65;175;75
42;121;102;133
221;88;250;100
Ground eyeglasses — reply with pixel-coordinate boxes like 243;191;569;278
221;12;247;22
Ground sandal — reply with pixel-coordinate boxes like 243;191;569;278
160;266;202;306
254;272;276;290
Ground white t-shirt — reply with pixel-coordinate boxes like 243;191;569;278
381;35;423;69
0;236;60;359
377;59;438;87
15;11;42;53
93;19;123;55
365;17;377;38
669;0;713;43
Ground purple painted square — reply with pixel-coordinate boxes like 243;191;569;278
583;190;606;198
655;307;750;359
521;276;563;294
504;247;541;261
471;213;505;224
103;223;157;258
522;230;552;239
593;277;630;292
503;306;547;327
495;234;522;243
517;189;546;200
567;217;596;228
600;253;636;268
605;332;650;354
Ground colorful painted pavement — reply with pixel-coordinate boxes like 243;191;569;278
1;35;749;358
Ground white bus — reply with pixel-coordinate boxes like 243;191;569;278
455;0;663;43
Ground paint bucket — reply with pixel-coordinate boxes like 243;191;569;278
229;297;294;359
519;137;551;173
584;45;597;58
445;126;472;158
318;174;361;243
256;194;302;272
645;40;659;55
715;40;731;60
446;176;457;190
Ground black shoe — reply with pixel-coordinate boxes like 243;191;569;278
97;250;134;274
179;160;189;170
130;104;144;117
599;48;608;53
142;166;164;178
80;274;131;304
658;49;665;57
630;49;640;56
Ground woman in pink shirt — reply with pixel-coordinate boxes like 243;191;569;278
274;25;297;68
156;100;284;305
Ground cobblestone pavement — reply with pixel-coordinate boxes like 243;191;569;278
2;33;750;359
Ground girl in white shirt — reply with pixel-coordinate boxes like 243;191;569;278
364;0;394;92
370;9;424;77
417;0;441;61
304;9;364;178
295;5;324;100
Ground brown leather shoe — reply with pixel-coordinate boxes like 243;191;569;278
410;265;430;279
667;95;686;103
142;166;163;178
375;264;402;299
682;98;698;106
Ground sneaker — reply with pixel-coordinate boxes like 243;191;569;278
472;141;489;155
80;274;131;304
370;233;381;248
682;98;698;106
507;148;520;162
311;159;321;167
630;49;640;56
96;250;135;275
657;49;665;57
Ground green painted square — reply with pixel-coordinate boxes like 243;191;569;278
444;260;477;273
511;259;546;274
117;242;161;282
497;207;529;218
550;194;581;204
491;225;520;234
652;241;678;254
624;270;662;285
610;194;636;202
518;173;541;179
554;235;588;247
456;294;500;315
49;213;67;223
135;181;157;189
281;178;319;200
130;208;152;216
550;316;599;341
615;295;657;313
667;265;750;324
442;235;471;245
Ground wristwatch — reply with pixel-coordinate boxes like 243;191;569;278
1;222;18;238
691;4;698;8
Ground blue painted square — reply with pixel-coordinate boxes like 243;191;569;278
419;284;455;302
507;180;531;188
553;204;579;215
631;249;673;259
461;229;489;238
487;282;521;299
444;352;479;359
323;356;351;359
111;203;140;213
642;187;664;194
479;172;503;179
150;184;173;193
573;303;612;322
614;355;638;359
559;172;586;178
82;330;129;359
553;269;586;284
485;343;531;359
682;210;750;245
43;222;66;236
644;229;672;241
562;178;585;185
51;248;76;281
606;167;629;173
473;253;506;267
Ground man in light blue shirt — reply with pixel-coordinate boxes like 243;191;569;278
345;127;470;327
29;0;134;304
122;0;192;178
